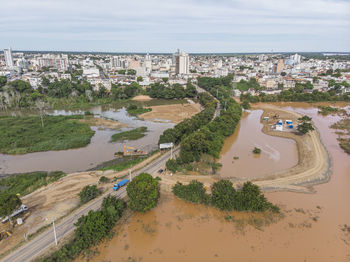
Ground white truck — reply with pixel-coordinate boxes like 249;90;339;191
1;204;28;223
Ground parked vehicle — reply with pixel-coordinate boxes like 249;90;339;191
113;179;130;191
1;205;28;223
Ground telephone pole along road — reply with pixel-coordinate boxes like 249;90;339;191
2;147;179;262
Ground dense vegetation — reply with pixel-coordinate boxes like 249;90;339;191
41;195;126;262
178;75;242;163
78;185;100;204
146;82;197;99
173;180;279;213
111;127;147;142
158;92;217;145
126;104;152;116
235;78;261;91
0;171;65;196
126;173;159;212
0;193;22;222
0;115;95;154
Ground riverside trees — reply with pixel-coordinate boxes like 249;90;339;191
172;180;279;213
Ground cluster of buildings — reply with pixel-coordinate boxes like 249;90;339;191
1;47;349;94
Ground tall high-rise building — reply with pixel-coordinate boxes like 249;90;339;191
4;47;14;69
276;59;284;74
174;49;189;75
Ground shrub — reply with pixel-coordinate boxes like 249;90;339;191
172;180;210;205
253;147;261;154
79;185;100;204
211;180;236;211
99;176;110;183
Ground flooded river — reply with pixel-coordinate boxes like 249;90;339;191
219;109;298;179
0;106;173;174
85;103;350;262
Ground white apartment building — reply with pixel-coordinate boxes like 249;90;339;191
174;49;189;75
38;54;69;71
4;48;14;69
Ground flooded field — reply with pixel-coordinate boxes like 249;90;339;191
219;110;298;179
0;106;173;174
85;103;350;262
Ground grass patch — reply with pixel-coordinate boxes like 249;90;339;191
111;127;147;142
0;115;95;154
100;157;145;171
126;104;152;116
0;171;66;197
318;106;340;115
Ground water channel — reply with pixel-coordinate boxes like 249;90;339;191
0;106;174;174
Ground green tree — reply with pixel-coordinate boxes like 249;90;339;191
166;159;178;173
79;185;100;204
0;76;7;88
211;180;236;211
126;173;159;212
0;193;22;225
297;115;314;134
137;76;143;82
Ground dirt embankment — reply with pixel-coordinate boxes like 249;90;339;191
247;104;331;193
79;117;128;130
139;103;201;123
0;152;161;256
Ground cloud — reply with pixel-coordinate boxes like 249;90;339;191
0;0;349;52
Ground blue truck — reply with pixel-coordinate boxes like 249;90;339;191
113;179;130;191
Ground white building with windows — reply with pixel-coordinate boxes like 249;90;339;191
174;49;189;75
4;48;14;69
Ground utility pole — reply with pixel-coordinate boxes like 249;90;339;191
170;145;173;160
53;220;57;246
129;169;132;181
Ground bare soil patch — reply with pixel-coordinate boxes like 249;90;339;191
139;103;201;123
79;117;128;130
132;95;152;101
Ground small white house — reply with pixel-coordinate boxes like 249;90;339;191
276;125;283;131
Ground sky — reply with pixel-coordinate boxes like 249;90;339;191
1;0;349;53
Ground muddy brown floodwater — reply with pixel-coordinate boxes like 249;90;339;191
219;109;298;179
81;103;350;262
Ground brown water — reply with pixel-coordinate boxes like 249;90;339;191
85;103;350;262
0;107;173;174
219;109;298;179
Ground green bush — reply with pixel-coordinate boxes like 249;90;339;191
126;173;159;212
79;185;100;204
166;159;179;173
172;180;210;205
172;180;279;213
211;180;236;211
99;176;110;183
253;147;261;154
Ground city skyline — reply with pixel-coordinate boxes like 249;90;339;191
1;0;349;53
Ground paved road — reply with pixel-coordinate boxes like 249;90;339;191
2;148;179;262
194;83;221;118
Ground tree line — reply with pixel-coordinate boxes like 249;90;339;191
173;180;279;213
145;82;197;99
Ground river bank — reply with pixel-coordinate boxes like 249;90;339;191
249;103;331;193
